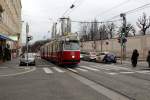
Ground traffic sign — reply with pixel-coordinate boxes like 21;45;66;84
27;36;33;41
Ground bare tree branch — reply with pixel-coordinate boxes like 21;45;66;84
136;12;150;35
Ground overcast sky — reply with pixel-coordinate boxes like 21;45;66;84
21;0;150;43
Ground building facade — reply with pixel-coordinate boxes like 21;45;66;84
0;0;22;62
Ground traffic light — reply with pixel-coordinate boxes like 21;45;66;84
27;36;33;42
118;37;127;44
122;37;127;43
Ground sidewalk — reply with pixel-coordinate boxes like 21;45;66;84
0;58;19;67
118;59;150;70
0;58;36;77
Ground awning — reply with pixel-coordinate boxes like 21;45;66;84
0;34;14;41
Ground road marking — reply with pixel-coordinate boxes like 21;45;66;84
38;65;51;67
135;70;150;74
69;72;130;100
67;68;78;73
80;66;99;71
0;67;36;77
76;68;88;72
52;67;65;73
24;67;31;70
106;72;118;75
90;65;111;70
120;72;135;74
91;65;131;71
0;67;8;68
43;68;53;74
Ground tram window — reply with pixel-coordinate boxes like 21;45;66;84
64;41;80;50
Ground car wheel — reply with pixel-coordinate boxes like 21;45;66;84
103;59;107;63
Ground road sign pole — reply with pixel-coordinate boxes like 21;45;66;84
26;23;29;67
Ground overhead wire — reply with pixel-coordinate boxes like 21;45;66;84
67;0;85;17
95;0;131;19
61;0;80;17
71;19;122;24
105;2;150;21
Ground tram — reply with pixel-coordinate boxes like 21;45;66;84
40;34;80;65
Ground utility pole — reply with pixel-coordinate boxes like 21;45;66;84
60;17;71;36
120;13;127;63
100;32;103;53
26;22;29;67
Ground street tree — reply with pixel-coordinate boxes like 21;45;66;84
136;13;150;35
80;22;89;41
99;24;108;40
106;23;115;39
118;23;136;37
90;19;98;40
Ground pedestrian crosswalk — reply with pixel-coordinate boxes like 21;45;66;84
43;67;53;74
52;67;65;73
41;65;150;75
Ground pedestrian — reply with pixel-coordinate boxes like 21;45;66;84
146;51;150;68
131;49;139;67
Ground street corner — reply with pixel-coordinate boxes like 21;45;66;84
0;66;36;77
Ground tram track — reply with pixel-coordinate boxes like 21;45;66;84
66;68;136;100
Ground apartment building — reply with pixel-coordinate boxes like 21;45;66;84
0;0;22;62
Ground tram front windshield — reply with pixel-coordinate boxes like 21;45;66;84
64;41;80;50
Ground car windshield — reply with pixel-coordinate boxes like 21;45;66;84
64;41;80;50
22;53;35;58
90;52;96;56
81;52;87;54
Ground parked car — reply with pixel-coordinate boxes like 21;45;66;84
19;53;36;66
96;52;117;63
82;52;97;61
80;52;87;60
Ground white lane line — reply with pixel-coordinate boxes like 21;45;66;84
24;67;31;70
38;65;51;67
43;68;53;74
67;68;78;73
106;72;118;75
80;66;99;71
90;65;113;70
120;72;135;74
76;68;88;72
0;67;8;68
52;67;65;73
0;67;36;77
91;65;131;71
90;65;110;70
135;70;150;74
70;72;130;100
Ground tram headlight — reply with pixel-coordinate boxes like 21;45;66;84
72;56;75;58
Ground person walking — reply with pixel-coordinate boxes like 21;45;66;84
131;49;139;67
146;51;150;68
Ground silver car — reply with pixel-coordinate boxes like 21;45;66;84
19;53;36;66
82;52;97;61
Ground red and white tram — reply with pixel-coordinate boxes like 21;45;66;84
40;34;80;65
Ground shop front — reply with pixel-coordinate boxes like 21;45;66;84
0;34;12;63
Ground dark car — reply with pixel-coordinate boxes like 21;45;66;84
103;53;117;63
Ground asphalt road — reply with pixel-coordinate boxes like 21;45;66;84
0;58;150;100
